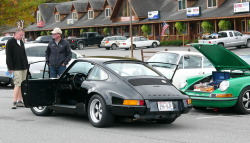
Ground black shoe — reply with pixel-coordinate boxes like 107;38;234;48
12;102;17;109
16;101;24;107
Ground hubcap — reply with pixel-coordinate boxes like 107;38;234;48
89;99;103;123
112;44;116;49
79;44;84;49
33;106;46;113
242;91;250;110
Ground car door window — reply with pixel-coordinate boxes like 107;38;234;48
26;46;46;57
67;61;94;76
183;55;202;69
229;32;233;37
234;31;242;36
178;56;184;69
88;66;108;80
140;37;147;41
29;61;49;79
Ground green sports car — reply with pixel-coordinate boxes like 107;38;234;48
180;43;250;114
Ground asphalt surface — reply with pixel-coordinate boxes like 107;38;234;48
1;46;250;143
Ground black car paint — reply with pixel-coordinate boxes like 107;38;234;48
21;58;191;120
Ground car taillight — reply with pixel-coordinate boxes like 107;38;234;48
106;41;109;43
72;40;74;43
123;100;145;106
123;43;126;45
208;41;211;44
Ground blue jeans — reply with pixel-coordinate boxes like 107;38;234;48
49;66;66;78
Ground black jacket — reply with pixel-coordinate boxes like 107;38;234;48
6;38;28;70
45;39;72;67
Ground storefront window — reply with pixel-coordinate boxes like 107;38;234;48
178;0;186;10
208;0;217;8
247;20;250;32
242;20;246;32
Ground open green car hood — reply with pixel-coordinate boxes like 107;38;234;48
191;43;250;71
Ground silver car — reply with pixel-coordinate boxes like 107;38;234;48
0;43;82;86
100;36;127;50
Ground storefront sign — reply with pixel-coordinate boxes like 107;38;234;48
121;16;135;21
37;21;44;27
186;7;201;17
234;2;250;13
148;11;160;20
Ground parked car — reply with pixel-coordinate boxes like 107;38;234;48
180;43;250;114
32;35;53;43
0;43;82;86
100;36;127;50
67;32;104;50
21;57;192;127
147;51;215;87
199;30;250;48
0;36;13;49
118;36;160;50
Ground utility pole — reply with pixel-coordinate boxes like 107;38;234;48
129;0;134;58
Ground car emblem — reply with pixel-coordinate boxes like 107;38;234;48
162;80;166;83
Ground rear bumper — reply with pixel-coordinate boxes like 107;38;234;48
109;100;192;120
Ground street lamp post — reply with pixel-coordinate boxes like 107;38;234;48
129;0;133;58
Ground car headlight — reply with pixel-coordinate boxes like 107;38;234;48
178;79;187;89
219;80;229;91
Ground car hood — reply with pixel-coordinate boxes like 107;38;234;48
191;43;250;71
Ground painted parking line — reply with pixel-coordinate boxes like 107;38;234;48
196;116;230;120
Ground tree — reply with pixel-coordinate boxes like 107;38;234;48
201;21;214;34
103;27;110;35
218;20;232;31
141;25;151;37
175;22;186;35
80;29;86;35
89;28;95;32
0;0;72;27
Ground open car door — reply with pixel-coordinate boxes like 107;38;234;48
21;61;58;107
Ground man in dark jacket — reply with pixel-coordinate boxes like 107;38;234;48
6;28;28;109
45;27;72;78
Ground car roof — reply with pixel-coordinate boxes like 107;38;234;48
155;50;202;56
25;43;48;48
76;56;141;64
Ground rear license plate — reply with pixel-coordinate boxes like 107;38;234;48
157;101;174;111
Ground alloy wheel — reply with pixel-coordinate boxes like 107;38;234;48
242;90;250;110
33;106;46;113
89;99;103;123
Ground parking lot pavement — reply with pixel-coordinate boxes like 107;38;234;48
0;87;250;143
74;45;250;61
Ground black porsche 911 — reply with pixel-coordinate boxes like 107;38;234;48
21;57;192;127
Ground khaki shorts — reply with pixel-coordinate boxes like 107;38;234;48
13;70;27;86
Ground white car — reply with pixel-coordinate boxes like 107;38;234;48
147;51;215;88
118;36;160;50
0;43;83;86
0;36;13;50
100;36;127;50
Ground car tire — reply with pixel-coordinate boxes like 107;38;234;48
151;42;158;48
30;106;53;116
156;118;176;124
125;48;129;50
234;87;250;114
246;40;250;48
193;106;206;110
88;94;114;127
78;43;85;50
218;43;224;48
111;44;117;50
236;46;241;49
105;47;110;50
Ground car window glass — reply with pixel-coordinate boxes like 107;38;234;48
234;31;242;36
72;52;77;59
183;55;202;69
218;32;227;38
89;33;95;38
26;46;46;57
140;37;147;41
88;66;108;80
147;53;179;65
3;37;12;41
229;32;233;37
203;57;213;68
29;61;49;79
121;36;127;40
68;61;94;75
106;63;160;77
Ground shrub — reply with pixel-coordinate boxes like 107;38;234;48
141;25;151;36
218;20;232;31
201;21;214;34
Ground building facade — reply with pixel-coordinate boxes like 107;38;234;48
4;0;250;42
